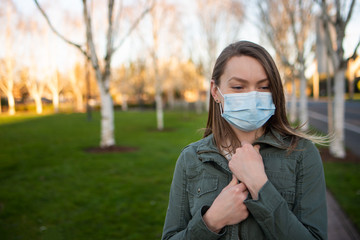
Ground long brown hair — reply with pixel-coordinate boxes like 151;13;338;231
204;41;309;152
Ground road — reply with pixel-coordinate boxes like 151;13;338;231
306;100;360;157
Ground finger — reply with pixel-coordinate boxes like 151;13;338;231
225;175;238;188
254;144;260;153
237;182;248;192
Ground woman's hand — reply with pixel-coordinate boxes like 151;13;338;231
203;175;249;233
229;143;268;200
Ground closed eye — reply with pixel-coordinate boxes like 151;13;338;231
232;86;244;90
259;86;269;90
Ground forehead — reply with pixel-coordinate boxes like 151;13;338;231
220;56;267;83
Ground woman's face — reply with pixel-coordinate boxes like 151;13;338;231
211;56;270;103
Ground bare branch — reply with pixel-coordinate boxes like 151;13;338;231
113;0;124;36
33;0;90;59
82;0;101;80
318;0;336;26
348;38;360;60
345;0;356;26
113;0;154;51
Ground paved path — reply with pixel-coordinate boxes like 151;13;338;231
327;190;360;240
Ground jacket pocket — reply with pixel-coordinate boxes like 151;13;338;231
186;171;219;216
187;172;218;197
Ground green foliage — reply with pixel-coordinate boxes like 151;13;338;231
0;111;206;240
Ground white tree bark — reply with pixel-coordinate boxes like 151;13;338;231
121;95;128;111
99;81;115;147
299;69;309;130
34;92;43;114
27;78;45;115
47;72;61;113
155;92;164;130
289;79;297;123
3;57;16;115
7;90;15;115
150;1;164;130
167;88;175;110
52;92;59;113
330;68;346;158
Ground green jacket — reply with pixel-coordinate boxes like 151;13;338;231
162;130;327;240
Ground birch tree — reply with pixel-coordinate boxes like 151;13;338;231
34;0;152;147
69;63;85;112
148;0;178;130
258;0;314;129
0;2;18;115
318;0;359;158
196;0;244;112
258;0;297;123
23;66;46;114
47;69;63;113
283;0;314;130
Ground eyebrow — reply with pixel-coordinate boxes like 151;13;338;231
226;77;269;84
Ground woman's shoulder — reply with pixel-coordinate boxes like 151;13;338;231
291;137;323;168
176;134;216;166
181;134;215;155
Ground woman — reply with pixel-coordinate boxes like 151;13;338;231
162;41;327;240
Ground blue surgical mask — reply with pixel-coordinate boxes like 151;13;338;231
217;88;276;132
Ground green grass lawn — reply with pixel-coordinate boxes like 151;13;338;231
0;111;206;240
323;161;360;230
0;111;359;239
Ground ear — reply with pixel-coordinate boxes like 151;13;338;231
210;80;219;102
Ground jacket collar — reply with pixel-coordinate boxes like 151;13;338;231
196;134;231;173
196;129;290;172
254;128;291;150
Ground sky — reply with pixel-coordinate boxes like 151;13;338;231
7;0;360;75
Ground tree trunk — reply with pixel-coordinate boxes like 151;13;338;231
299;69;309;130
7;90;15;115
167;89;175;110
313;70;319;100
121;94;128;111
52;91;59;113
326;69;333;135
99;79;115;147
330;68;346;158
34;93;43;114
155;90;164;130
289;78;297;123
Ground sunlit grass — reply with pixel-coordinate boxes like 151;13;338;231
0;111;359;239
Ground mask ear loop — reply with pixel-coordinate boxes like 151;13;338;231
219;102;224;114
216;87;224;114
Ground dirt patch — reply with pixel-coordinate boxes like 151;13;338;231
85;145;139;153
319;148;360;163
147;127;176;132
